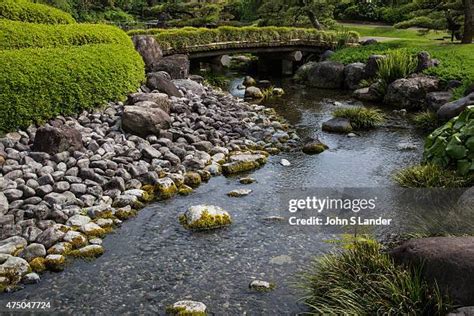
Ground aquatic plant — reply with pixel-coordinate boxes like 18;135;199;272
299;239;451;315
333;106;385;130
393;163;473;188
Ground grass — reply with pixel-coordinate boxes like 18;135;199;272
333;106;385;129
330;25;474;87
299;239;451;315
376;49;417;85
411;111;440;132
393;163;474;188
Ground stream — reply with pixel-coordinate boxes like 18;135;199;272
2;77;425;315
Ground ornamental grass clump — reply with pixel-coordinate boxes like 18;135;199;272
393;163;473;188
411;111;440;132
333;106;385;129
299;240;451;315
376;49;417;86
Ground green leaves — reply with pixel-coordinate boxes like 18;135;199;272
423;107;474;175
0;0;75;24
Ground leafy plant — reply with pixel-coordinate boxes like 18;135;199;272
393;163;473;188
333;106;385;130
299;239;451;315
423;106;474;175
0;0;75;24
376;49;417;85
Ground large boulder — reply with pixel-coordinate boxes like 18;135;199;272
127;92;171;113
294;61;317;82
344;62;366;90
179;205;231;230
131;35;163;72
307;61;345;89
0;254;30;286
390;237;474;305
322;118;353;133
32;126;84;154
122;106;171;138
426;91;453;111
437;93;474;121
353;80;385;102
365;54;386;78
151;54;189;79
146;73;181;97
172;79;205;97
384;75;440;110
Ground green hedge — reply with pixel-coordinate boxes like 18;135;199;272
0;20;132;50
0;44;145;131
0;0;75;24
128;26;360;51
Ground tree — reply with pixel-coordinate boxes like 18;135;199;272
463;0;473;43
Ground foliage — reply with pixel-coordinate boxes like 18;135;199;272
395;15;447;30
376;49;417;86
0;0;75;24
423;106;474;175
411;111;440;132
299;239;451;315
333;106;385;130
0;44;144;132
128;26;359;51
202;72;229;90
144;1;221;27
393;163;473;188
0;20;131;50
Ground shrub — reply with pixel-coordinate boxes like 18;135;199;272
376;49;417;85
299;239;451;315
393;163;473;188
128;26;360;51
0;0;75;24
0;44;145;132
0;20;131;50
333;106;385;130
411;111;440;132
423;107;474;175
394;16;446;30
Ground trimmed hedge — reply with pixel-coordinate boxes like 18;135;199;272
0;0;75;24
0;20;132;50
0;44;145;131
128;26;360;51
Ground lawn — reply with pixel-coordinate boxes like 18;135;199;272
332;24;474;89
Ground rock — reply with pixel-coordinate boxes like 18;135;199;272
146;73;181;97
47;242;72;255
22;272;40;284
131;35;163;72
458;187;474;210
448;306;474;316
365;55;386;78
307;61;345;89
437;93;474;121
4;189;23;201
0;254;30;284
19;243;46;262
269;254;293;265
390;237;474;305
322;118;353;133
273;87;284;96
36;225;67;248
344;62;366;90
239;177;256;184
227;189;252;197
151;54;189;79
80;222;105;237
122;106;171;138
397;142;418;151
0;193;8;215
63;231;87;248
172;79;205;96
44;254;66;271
243;76;256;87
294;61;317;82
168;300;207;315
280;158;291;166
155;177;177;199
0;236;27;255
222;153;268;175
384;75;440;110
249;280;275;291
415;51;438;73
32;126;83;154
180;205;231;230
426;91;453;111
184;171;202;188
302;139;328;155
244;86;264;99
128;92;171;113
360;38;378;46
319;50;334;61
69;245;104;258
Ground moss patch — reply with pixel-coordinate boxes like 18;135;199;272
178;185;193;196
180;210;232;231
115;208;138;220
29;257;46;273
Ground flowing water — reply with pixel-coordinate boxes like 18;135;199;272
2;78;425;315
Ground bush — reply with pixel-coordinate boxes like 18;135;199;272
395;16;446;30
299;240;450;315
333;106;385;130
423;107;474;175
411;111;440;132
0;44;145;132
0;20;131;50
128;26;360;51
393;163;473;188
376;49;417;85
0;0;75;24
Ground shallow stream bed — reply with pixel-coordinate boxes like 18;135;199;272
3;80;424;314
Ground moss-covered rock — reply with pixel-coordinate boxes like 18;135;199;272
184;171;202;188
44;254;66;272
227;189;252;197
302;140;328;155
63;231;88;249
68;245;104;259
179;205;231;230
155;177;178;199
47;242;72;255
222;152;268;175
239;177;256;184
166;300;207;315
28;257;46;272
178;185;194;196
115;206;138;220
249;280;276;292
